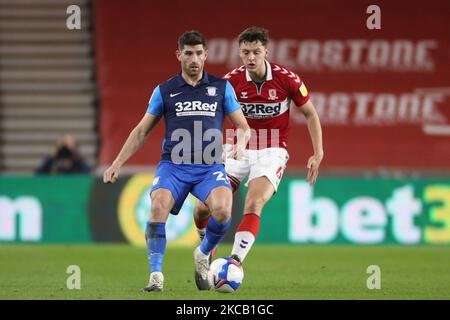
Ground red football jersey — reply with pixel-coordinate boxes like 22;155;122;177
224;61;310;150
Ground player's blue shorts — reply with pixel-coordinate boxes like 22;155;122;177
150;160;232;215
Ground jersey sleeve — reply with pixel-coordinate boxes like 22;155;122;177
146;85;164;116
289;74;310;107
223;80;241;114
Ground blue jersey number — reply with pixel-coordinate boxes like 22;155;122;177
213;171;229;183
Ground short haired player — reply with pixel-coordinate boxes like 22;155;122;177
103;31;250;291
194;27;324;266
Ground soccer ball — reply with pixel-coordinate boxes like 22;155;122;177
208;257;244;293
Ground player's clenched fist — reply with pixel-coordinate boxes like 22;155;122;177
103;164;120;183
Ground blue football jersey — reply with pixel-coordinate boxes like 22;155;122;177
146;72;240;164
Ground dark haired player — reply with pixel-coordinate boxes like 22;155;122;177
103;31;250;292
194;27;323;266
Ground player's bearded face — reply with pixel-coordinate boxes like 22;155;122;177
177;44;207;78
239;41;268;74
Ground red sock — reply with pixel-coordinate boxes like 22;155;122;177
194;215;210;229
236;213;260;238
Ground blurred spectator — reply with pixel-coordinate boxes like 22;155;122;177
35;134;91;174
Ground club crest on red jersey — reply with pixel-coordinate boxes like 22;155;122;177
268;89;278;100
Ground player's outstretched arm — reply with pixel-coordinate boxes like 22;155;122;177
227;109;251;160
103;113;161;183
298;100;324;186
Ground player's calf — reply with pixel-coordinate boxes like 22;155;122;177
143;222;166;292
200;189;232;256
143;190;172;292
194;187;233;290
231;178;273;263
194;201;211;241
231;213;261;263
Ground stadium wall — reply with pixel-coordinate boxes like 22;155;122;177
93;0;450;171
1;175;449;245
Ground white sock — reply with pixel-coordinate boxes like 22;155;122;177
195;246;209;259
197;228;206;241
231;231;255;262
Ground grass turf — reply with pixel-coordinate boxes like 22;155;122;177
0;244;449;300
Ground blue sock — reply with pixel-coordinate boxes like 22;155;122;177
145;222;166;273
200;216;231;255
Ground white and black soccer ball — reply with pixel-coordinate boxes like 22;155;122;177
208;257;244;293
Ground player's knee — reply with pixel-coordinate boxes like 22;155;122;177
151;193;171;219
210;202;232;223
213;211;231;224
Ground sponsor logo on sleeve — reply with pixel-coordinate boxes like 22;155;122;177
299;83;308;97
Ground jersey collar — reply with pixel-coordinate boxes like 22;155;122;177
176;71;210;87
245;60;273;82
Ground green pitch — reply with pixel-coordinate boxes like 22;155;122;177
1;244;449;300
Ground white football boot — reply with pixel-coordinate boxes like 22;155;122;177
141;271;164;292
194;246;212;290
